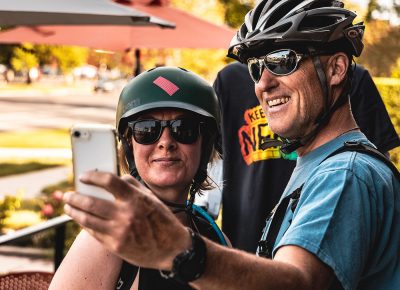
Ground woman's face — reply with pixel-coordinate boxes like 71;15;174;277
132;109;202;201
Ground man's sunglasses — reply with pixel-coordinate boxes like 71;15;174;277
247;49;305;83
127;119;203;145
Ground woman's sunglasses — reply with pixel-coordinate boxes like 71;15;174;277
247;49;305;83
127;119;203;145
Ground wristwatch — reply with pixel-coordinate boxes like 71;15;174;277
159;227;207;284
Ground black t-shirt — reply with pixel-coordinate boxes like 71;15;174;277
213;62;400;253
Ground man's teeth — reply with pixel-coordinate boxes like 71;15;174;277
268;97;290;107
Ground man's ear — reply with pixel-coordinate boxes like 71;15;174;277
327;52;349;86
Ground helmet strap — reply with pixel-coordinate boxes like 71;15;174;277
309;47;330;120
157;196;187;214
121;136;141;181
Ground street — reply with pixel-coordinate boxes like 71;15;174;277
0;82;120;132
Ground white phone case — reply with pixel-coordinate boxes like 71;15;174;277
71;124;118;201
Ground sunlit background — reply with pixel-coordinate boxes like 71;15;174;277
0;0;399;276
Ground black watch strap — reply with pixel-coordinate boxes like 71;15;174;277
160;227;207;284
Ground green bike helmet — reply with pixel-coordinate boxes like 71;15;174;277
117;66;220;135
116;66;221;192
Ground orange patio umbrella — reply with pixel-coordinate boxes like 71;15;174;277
0;0;235;74
0;0;235;73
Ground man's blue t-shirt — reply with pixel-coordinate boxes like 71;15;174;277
259;132;400;290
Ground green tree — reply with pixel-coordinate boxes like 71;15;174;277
365;0;381;22
10;43;38;73
0;44;17;66
357;20;400;77
218;0;254;28
35;45;88;74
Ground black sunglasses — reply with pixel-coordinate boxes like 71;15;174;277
247;49;305;83
127;119;203;145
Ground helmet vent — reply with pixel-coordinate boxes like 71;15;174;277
298;15;341;31
275;23;292;33
264;0;303;28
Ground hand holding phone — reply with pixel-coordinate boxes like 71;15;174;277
71;124;119;201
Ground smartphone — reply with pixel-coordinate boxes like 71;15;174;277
71;123;119;201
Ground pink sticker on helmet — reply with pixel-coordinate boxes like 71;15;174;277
153;76;179;96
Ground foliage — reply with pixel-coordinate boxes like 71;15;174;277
0;44;17;66
2;44;87;75
365;0;380;22
218;0;254;28
34;45;88;74
358;20;400;77
0;162;61;177
2;210;42;231
34;178;80;250
0;195;22;231
10;44;38;72
375;78;400;169
0;177;80;250
392;59;400;78
171;0;226;25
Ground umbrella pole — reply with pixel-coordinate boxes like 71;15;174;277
134;48;141;76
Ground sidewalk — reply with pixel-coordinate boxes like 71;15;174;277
0;166;71;200
0;246;53;275
0;80;122;109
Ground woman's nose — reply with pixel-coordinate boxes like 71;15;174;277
157;127;177;150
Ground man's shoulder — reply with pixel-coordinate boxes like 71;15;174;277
314;146;395;185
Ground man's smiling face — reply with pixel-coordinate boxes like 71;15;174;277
254;55;324;140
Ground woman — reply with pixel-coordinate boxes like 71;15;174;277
49;67;228;290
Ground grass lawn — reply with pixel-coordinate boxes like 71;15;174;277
0;128;72;176
0;162;62;177
0;128;71;148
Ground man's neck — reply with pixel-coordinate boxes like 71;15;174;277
296;103;359;156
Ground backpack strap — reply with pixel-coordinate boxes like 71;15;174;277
323;141;400;180
257;141;399;259
257;185;302;258
116;260;139;290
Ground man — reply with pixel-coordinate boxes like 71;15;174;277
62;1;400;289
214;62;400;252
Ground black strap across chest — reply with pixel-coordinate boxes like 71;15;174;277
257;141;400;259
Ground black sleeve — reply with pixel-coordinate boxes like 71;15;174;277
350;65;400;153
213;68;226;157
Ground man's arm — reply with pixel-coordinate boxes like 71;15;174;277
63;171;335;290
191;241;334;290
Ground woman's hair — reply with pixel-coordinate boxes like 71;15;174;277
118;117;221;193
